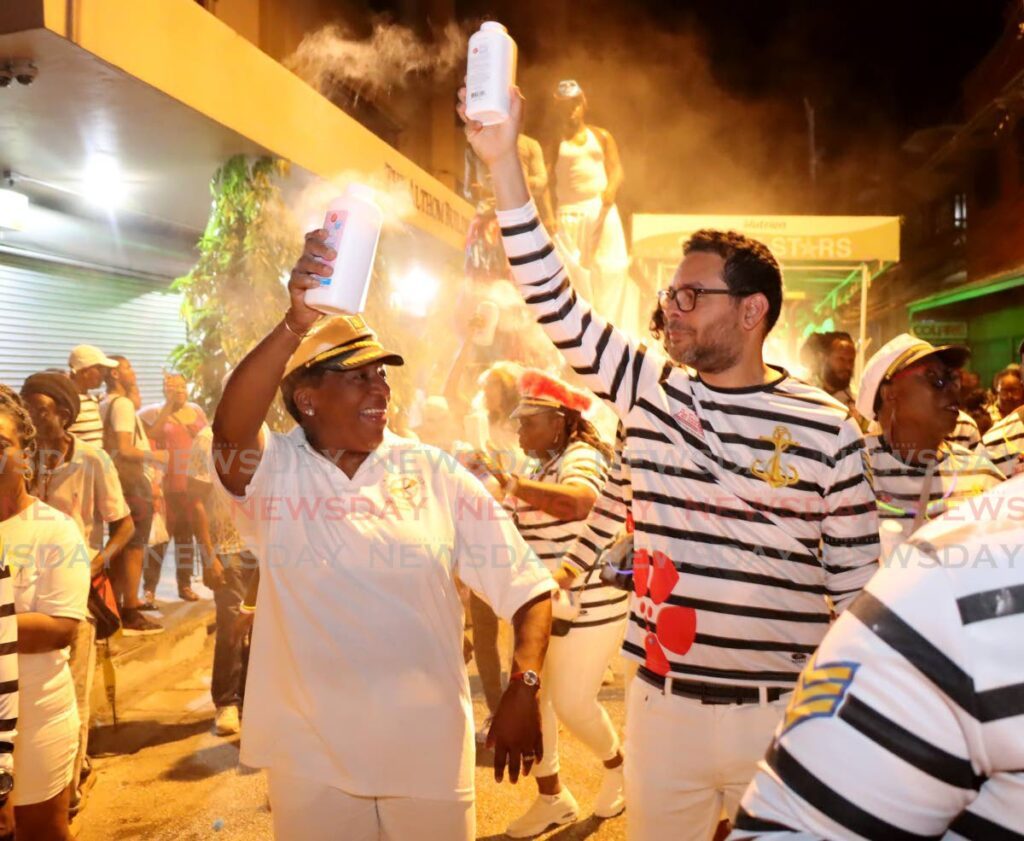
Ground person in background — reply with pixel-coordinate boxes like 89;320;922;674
19;373;134;817
66;345;118;447
548;80;642;336
813;331;856;410
101;356;166;636
140;373;208;603
989;366;1024;424
962;388;994;438
212;229;556;839
977;370;1024;480
475;371;625;837
0;386;89;841
188;421;257;738
854;335;1005;554
414;396;457;453
464;133;554;280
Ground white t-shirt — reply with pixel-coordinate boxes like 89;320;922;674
3;501;90;696
37;438;130;551
217;428;556;801
102;395;153;481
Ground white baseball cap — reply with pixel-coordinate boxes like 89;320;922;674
856;333;970;422
555;80;584;100
68;344;118;373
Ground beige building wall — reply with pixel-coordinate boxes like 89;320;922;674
198;0;461;191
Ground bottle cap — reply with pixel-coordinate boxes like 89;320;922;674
480;21;508;33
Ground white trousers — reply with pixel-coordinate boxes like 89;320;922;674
536;617;626;778
624;677;788;841
267;769;474;841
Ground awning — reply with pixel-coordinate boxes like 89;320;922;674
632;213;901;264
0;0;472;275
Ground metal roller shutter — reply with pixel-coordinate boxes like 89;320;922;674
0;254;187;407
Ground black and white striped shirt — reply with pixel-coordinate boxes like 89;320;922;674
0;545;14;774
68;393;104;447
732;473;1024;840
498;201;880;688
947;410;981;450
563;423;632;578
866;435;1005;532
559;427;632;628
505;441;626;628
977;408;1024;479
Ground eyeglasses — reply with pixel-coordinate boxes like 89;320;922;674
657;286;742;313
891;366;957;392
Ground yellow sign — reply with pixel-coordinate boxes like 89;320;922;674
633;214;900;263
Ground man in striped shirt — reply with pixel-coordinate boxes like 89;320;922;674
731;473;1024;839
459;88;880;841
67;345;118;446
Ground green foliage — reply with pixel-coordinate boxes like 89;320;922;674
170;155;300;430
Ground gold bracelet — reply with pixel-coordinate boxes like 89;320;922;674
282;316;307;339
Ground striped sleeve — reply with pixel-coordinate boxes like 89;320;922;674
497;200;663;418
732;545;1018;840
0;558;17;773
556;441;608;496
947;411;981;450
818;418;879;611
562;426;630;576
976;413;1024;478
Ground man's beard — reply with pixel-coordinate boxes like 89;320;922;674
825;369;852;392
666;315;742;374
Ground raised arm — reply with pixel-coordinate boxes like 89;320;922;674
457;87;661;418
212;231;329;496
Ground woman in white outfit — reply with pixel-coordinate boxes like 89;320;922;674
474;370;627;837
0;386;90;840
550;80;641;335
213;231;558;841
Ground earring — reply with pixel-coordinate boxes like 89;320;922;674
304;407;314;417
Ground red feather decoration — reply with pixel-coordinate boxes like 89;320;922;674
518;369;592;413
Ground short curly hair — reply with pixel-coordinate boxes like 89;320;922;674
683;229;784;334
0;384;37;485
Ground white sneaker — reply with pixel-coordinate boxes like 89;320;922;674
214;705;240;736
593;764;625;818
506;789;579;838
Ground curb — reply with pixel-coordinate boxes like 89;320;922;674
90;599;217;724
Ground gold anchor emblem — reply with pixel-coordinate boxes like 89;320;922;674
751;426;800;489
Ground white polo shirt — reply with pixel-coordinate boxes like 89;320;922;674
218;427;556;801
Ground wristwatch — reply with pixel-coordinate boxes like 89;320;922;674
0;769;14;805
510;670;541;690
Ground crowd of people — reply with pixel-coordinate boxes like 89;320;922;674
0;348;255;838
0;79;1022;841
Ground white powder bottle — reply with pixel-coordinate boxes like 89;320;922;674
466;22;518;126
305;184;383;315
